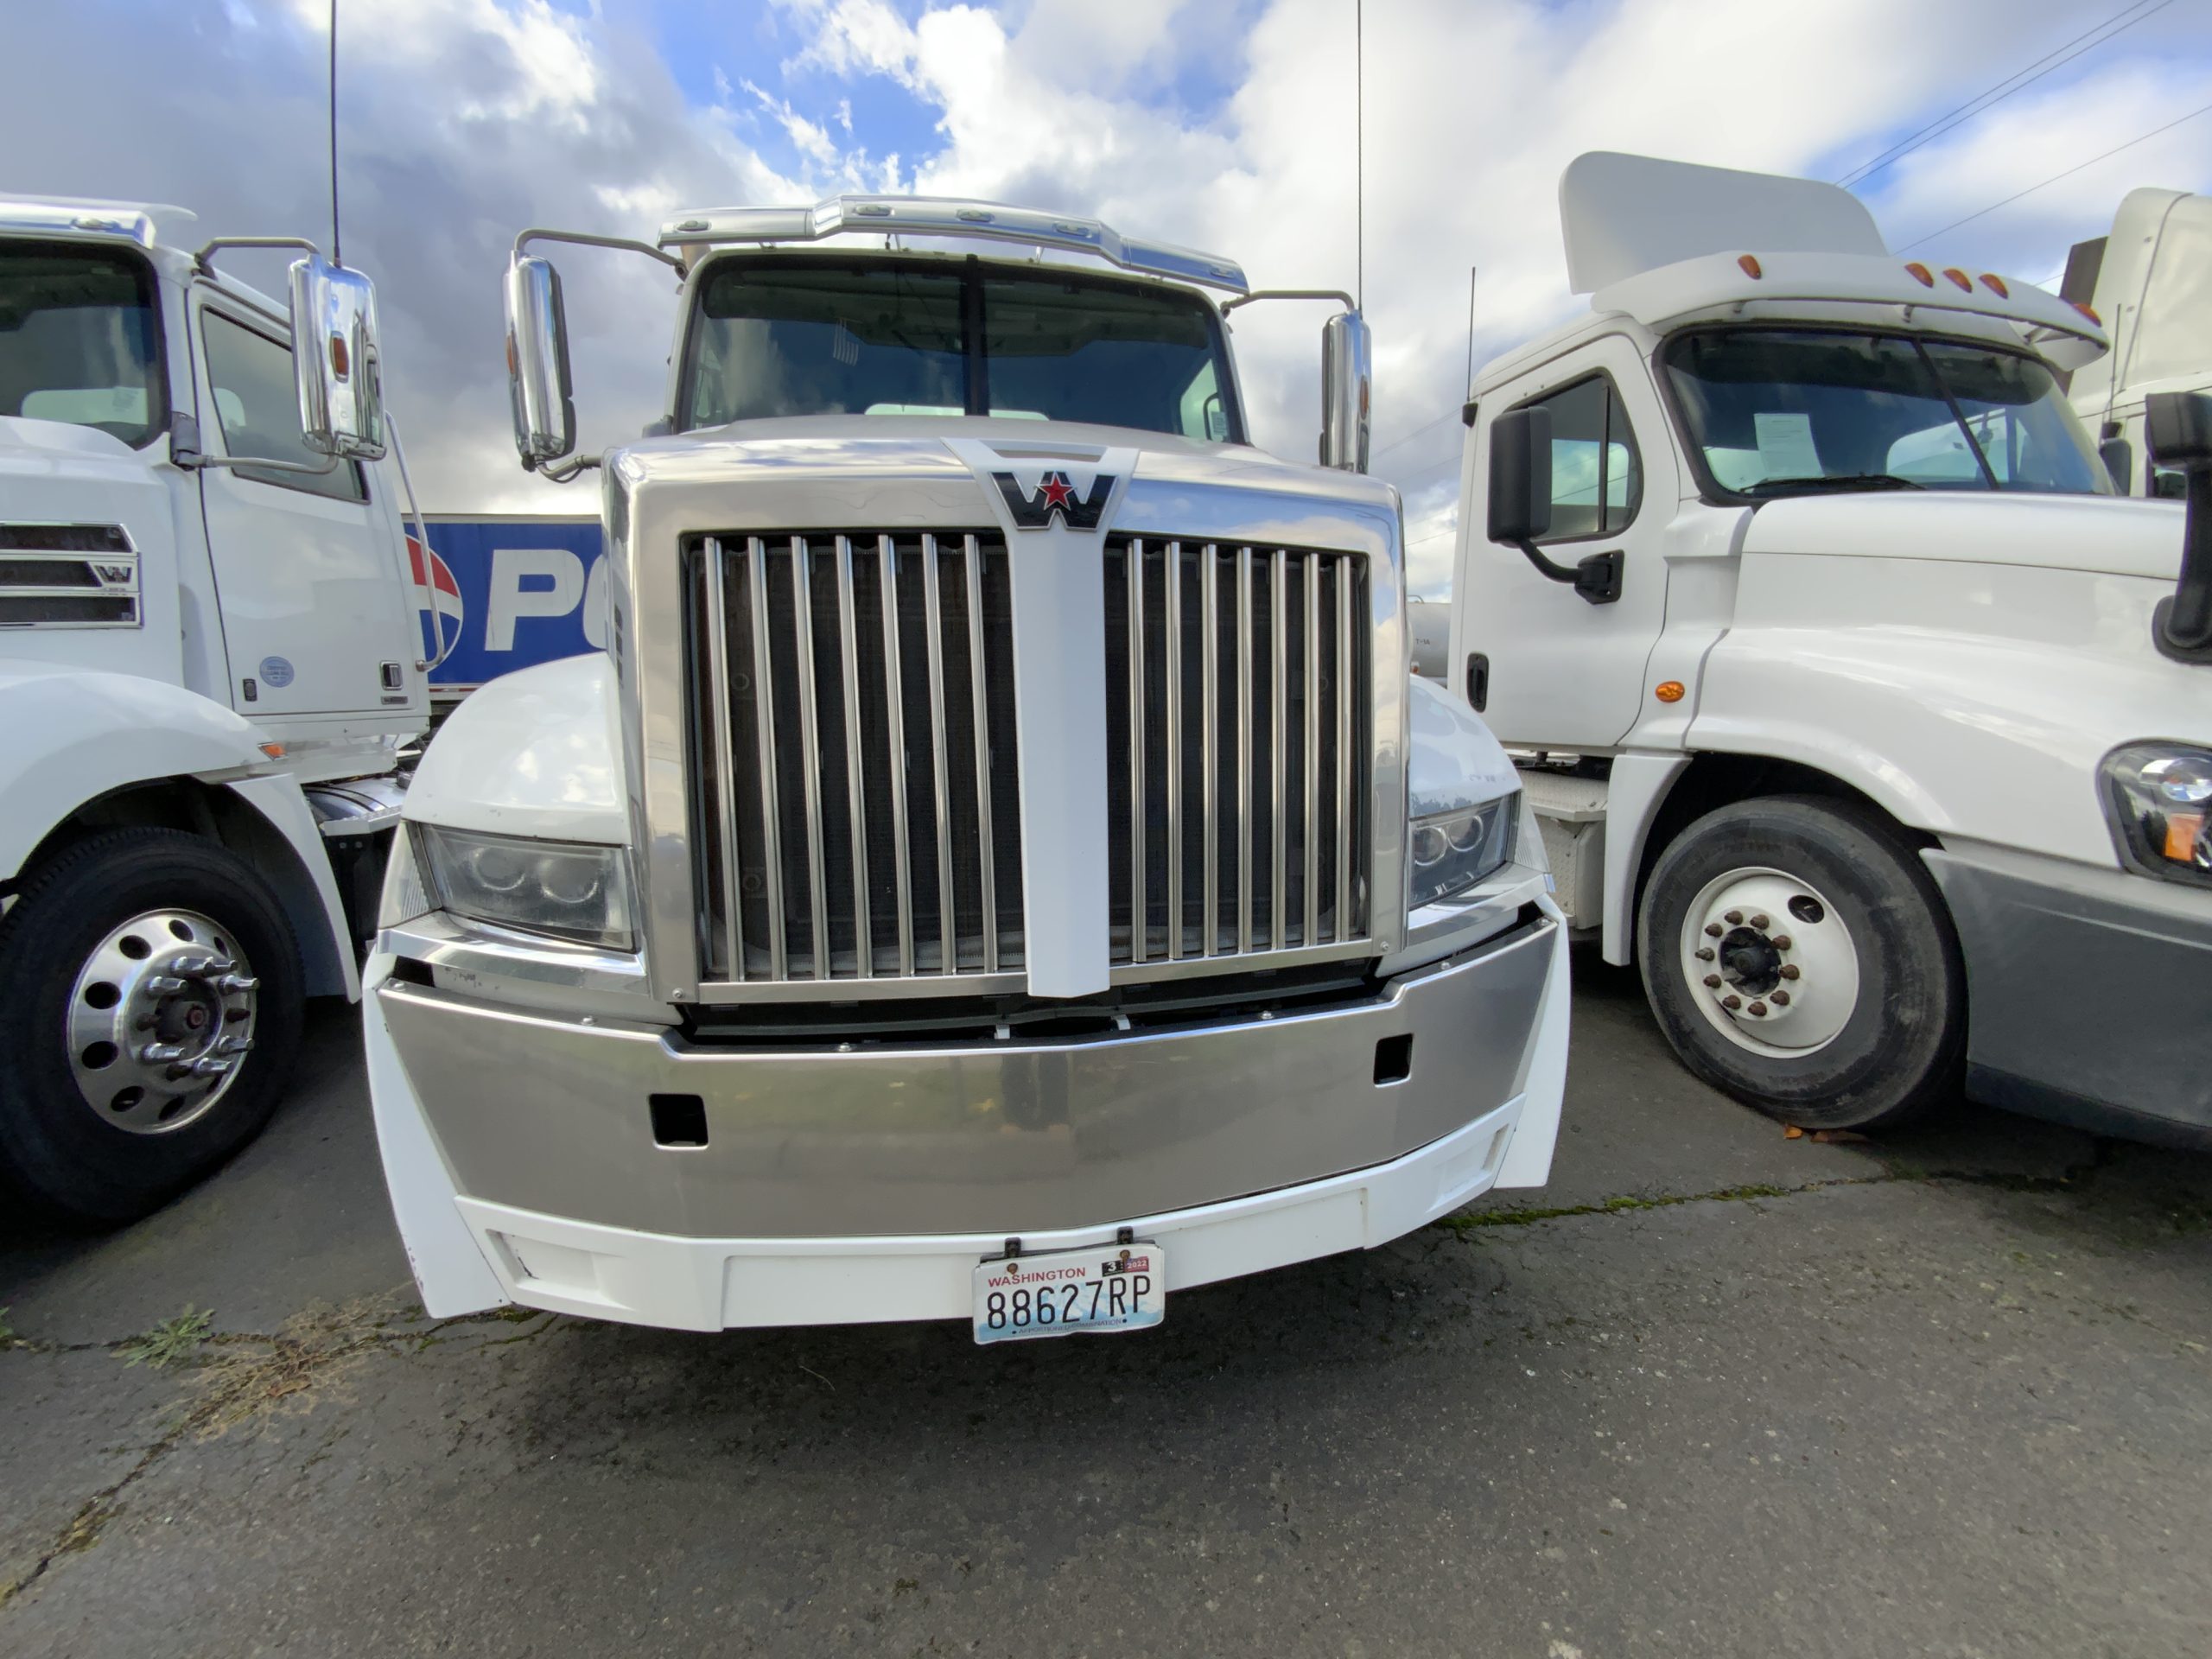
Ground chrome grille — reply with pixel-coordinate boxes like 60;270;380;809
0;523;138;629
1104;538;1369;966
684;533;1024;983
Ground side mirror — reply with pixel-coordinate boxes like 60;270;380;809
1319;311;1371;473
288;254;386;461
2097;435;2133;494
505;255;576;470
1486;405;1553;544
2145;390;2212;660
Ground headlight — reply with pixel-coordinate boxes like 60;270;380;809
1407;794;1518;910
416;825;636;949
2101;743;2212;889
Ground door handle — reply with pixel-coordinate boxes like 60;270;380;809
1465;652;1490;712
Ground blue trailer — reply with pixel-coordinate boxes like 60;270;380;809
414;514;605;696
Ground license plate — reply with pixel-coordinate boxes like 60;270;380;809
971;1242;1165;1344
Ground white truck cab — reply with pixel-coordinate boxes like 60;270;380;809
2065;187;2211;499
1451;154;2211;1145
0;198;434;1220
366;196;1569;1338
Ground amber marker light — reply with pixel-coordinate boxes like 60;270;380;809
1980;273;2009;298
1904;262;1935;287
329;334;350;378
1737;254;1763;279
1655;681;1686;703
2071;300;2101;324
259;743;287;760
2167;812;2206;863
1940;267;1972;291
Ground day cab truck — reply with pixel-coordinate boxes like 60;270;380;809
365;196;1570;1339
1451;153;2211;1147
2064;187;2211;499
1;198;438;1222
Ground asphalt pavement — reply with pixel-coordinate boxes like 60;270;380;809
3;950;2208;1658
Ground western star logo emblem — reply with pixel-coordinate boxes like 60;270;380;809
993;469;1115;531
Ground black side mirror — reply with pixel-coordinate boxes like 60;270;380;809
1485;404;1621;606
1487;405;1553;545
2145;390;2212;661
2097;436;2132;494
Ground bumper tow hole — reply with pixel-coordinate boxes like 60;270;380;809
1373;1033;1414;1086
650;1093;709;1148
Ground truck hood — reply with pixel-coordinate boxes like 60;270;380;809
607;414;1403;545
1741;490;2183;582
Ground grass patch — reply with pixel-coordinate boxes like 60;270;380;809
117;1307;212;1370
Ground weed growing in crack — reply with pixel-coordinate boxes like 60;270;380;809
117;1308;212;1370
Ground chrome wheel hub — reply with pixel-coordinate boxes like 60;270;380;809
1677;868;1859;1058
66;909;257;1134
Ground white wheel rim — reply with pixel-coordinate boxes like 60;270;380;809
1676;867;1859;1058
65;908;259;1135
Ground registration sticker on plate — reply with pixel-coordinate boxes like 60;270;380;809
971;1243;1166;1344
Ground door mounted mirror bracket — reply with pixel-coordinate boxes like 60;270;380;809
1502;537;1623;606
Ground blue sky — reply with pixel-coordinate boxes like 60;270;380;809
9;0;2212;587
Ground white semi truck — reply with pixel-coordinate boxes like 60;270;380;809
2064;187;2211;499
366;197;1569;1338
0;199;434;1221
1450;153;2210;1146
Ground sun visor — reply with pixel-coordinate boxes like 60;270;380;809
1560;152;1887;294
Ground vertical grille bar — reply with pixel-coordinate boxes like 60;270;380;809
834;537;872;977
1335;556;1353;943
1303;555;1321;950
1269;548;1287;952
746;538;786;981
1200;543;1219;957
1236;547;1253;955
878;535;914;976
964;535;999;973
791;537;830;980
1128;538;1147;963
702;539;746;980
922;536;957;975
1164;540;1183;960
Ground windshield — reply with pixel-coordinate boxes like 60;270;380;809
682;257;1241;443
0;239;163;448
1661;327;2109;498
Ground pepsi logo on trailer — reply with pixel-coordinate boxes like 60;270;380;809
410;518;606;690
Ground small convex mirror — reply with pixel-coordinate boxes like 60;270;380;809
505;255;576;469
289;254;386;461
1320;311;1372;473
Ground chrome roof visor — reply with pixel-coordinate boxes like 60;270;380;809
658;195;1249;294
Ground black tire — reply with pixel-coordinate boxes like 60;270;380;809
1636;795;1964;1131
0;828;304;1224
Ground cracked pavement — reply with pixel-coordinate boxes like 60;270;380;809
3;950;2208;1657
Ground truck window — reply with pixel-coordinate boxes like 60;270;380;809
1516;373;1641;541
0;240;163;448
200;311;366;503
682;257;1243;443
1661;327;2108;499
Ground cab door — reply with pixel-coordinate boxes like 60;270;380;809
1454;336;1672;751
188;289;416;720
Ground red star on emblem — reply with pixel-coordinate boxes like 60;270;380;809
1039;474;1074;511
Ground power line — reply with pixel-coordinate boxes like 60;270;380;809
1896;98;2212;251
1368;408;1462;468
1835;0;2173;189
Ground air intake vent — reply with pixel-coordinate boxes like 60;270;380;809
0;524;138;630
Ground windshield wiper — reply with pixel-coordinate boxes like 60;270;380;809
1743;474;1927;495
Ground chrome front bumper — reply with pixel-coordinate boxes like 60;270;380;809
366;909;1569;1329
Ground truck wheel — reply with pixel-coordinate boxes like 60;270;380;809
1636;795;1964;1130
0;828;304;1224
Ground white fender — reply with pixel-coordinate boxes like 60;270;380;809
0;660;358;1000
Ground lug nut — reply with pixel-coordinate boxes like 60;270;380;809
1750;914;1770;931
1780;964;1801;981
1725;910;1744;925
172;952;222;975
137;1042;186;1063
216;1035;254;1055
1694;947;1715;962
188;1057;234;1078
1770;934;1792;950
1705;923;1723;938
1771;989;1791;1007
1721;995;1742;1010
215;975;259;995
1748;1001;1768;1016
1703;974;1722;988
144;974;187;995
